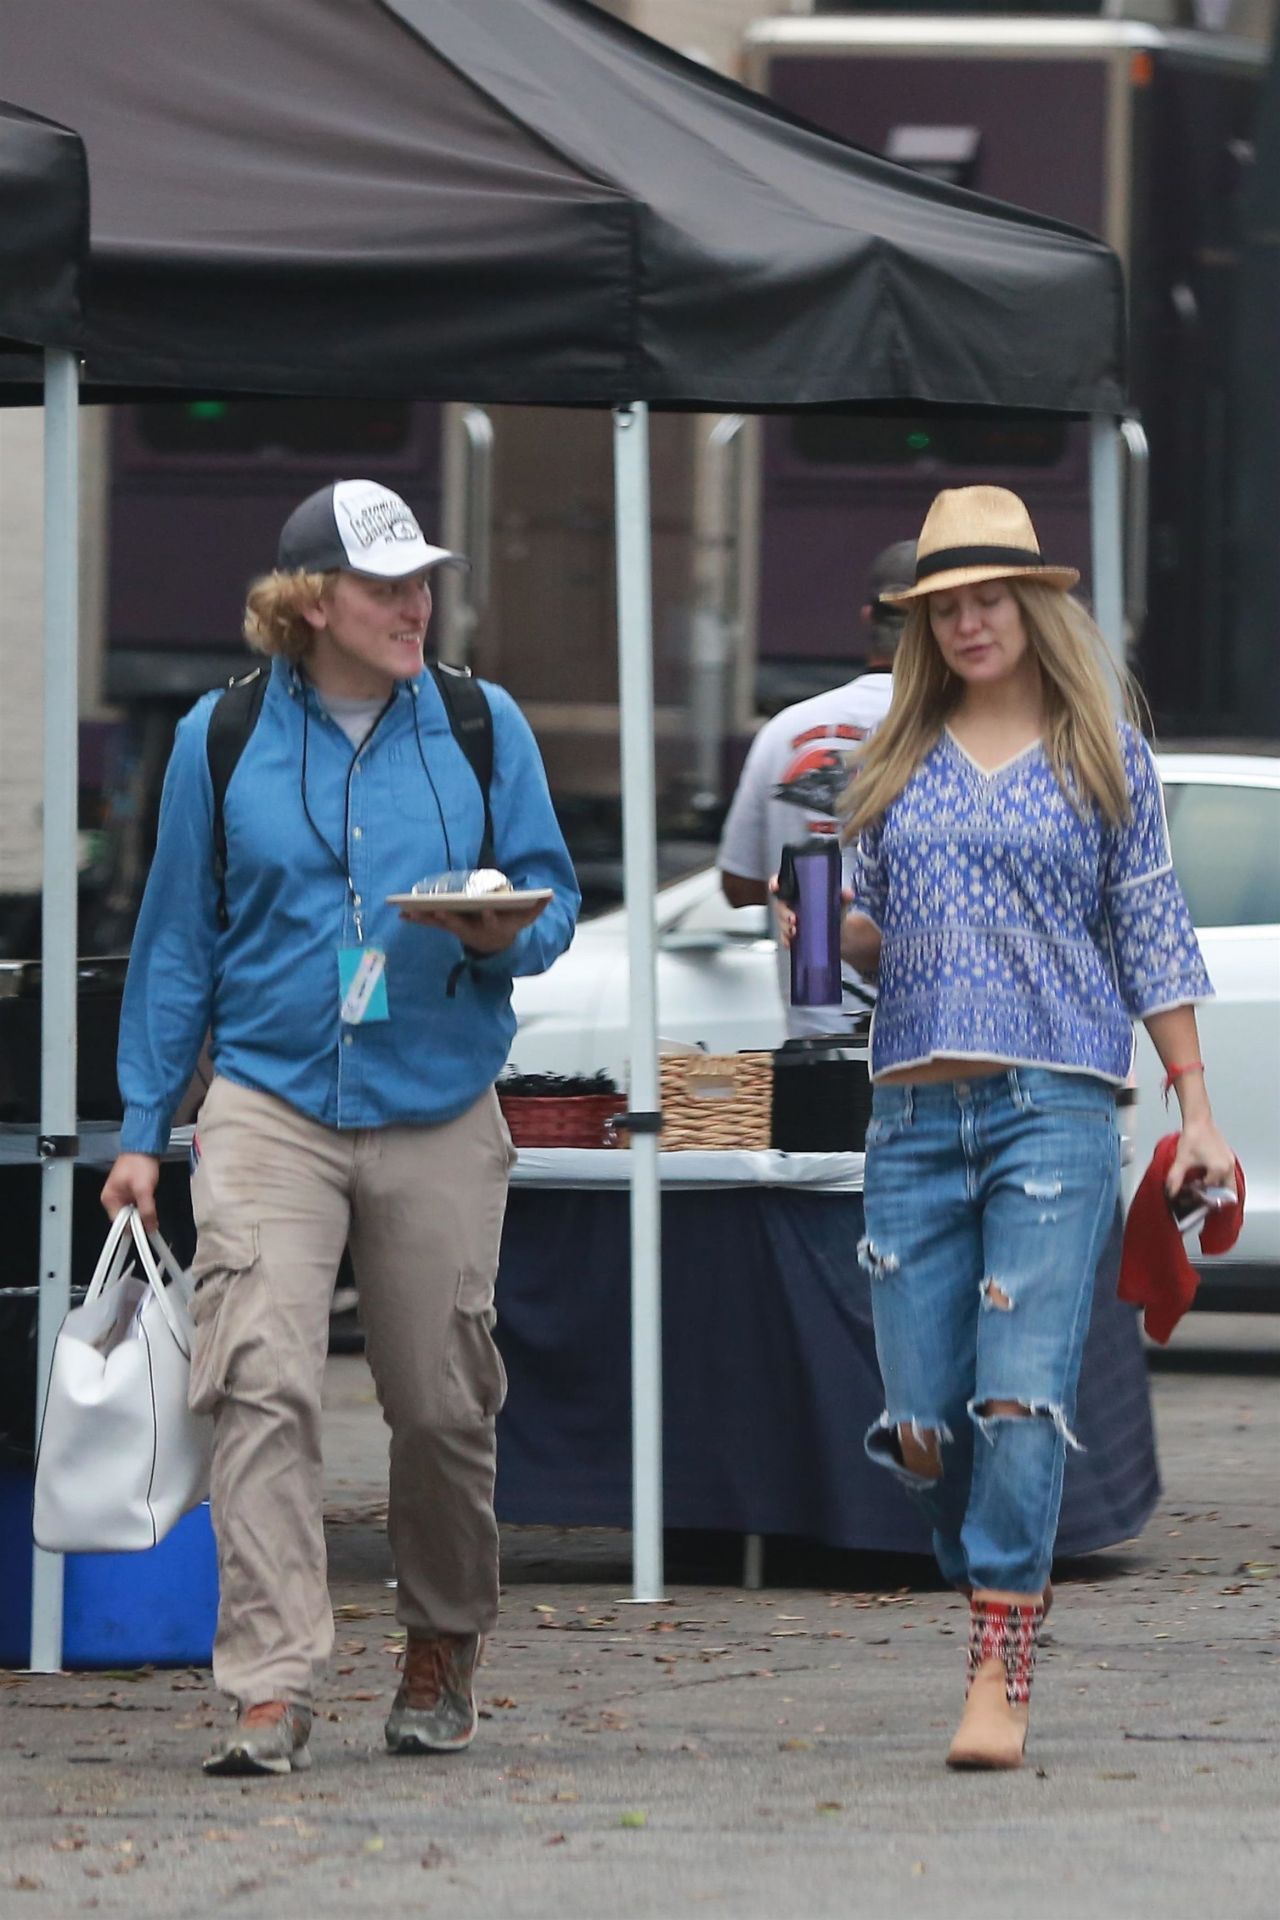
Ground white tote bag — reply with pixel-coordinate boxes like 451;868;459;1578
33;1205;213;1553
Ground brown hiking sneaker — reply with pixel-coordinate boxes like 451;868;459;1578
384;1632;482;1755
203;1700;313;1777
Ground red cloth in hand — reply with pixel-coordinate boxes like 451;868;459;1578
1118;1135;1245;1344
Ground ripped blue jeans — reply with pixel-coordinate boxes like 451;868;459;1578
860;1068;1120;1595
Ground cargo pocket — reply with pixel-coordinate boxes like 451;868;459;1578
442;1268;508;1425
187;1222;276;1413
494;1099;518;1175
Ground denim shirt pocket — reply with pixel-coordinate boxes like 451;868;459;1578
383;735;450;825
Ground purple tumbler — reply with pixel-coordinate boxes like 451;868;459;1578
777;837;843;1007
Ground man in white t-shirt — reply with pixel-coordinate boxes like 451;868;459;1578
716;540;915;1038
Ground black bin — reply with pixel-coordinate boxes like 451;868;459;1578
770;1030;874;1153
0;957;129;1123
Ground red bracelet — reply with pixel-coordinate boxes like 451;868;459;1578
1161;1060;1205;1104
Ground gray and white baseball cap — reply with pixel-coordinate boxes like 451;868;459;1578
277;479;460;579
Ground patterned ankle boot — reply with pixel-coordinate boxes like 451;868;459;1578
946;1595;1044;1771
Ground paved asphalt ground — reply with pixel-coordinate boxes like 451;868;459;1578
2;1311;1276;1920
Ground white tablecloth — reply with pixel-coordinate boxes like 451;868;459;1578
509;1147;863;1192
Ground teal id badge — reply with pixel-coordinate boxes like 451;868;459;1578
338;946;389;1024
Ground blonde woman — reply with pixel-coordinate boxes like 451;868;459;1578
776;486;1235;1770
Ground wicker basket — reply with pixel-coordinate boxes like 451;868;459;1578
652;1052;774;1151
498;1091;624;1150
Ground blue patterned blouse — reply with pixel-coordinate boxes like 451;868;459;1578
850;724;1212;1084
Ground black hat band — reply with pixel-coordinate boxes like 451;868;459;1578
915;544;1047;581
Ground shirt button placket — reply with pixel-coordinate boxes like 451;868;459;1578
351;770;367;947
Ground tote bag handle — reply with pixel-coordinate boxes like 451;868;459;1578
84;1204;198;1361
81;1203;141;1307
127;1212;197;1361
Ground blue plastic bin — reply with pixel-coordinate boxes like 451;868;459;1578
0;1464;219;1668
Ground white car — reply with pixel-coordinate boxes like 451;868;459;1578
513;750;1279;1301
509;865;786;1084
1127;752;1279;1307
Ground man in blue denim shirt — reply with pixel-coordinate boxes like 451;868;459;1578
102;480;579;1775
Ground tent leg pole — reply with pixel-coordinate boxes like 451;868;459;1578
1089;415;1125;686
613;402;664;1605
30;349;80;1675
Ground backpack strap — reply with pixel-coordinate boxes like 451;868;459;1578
206;666;268;931
429;662;495;869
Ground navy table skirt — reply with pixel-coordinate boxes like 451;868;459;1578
494;1181;1160;1559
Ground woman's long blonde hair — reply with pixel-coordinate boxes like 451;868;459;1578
840;581;1144;838
242;568;333;663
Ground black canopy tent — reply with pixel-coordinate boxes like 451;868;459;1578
0;0;1123;408
0;98;88;1673
0;101;86;357
1;0;1128;1649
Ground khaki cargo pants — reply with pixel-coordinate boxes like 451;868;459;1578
188;1074;516;1710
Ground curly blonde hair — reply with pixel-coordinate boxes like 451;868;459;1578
242;569;333;663
841;581;1146;837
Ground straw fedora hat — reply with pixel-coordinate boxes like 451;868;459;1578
879;486;1079;604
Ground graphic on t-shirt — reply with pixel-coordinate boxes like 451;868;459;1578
771;723;868;834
